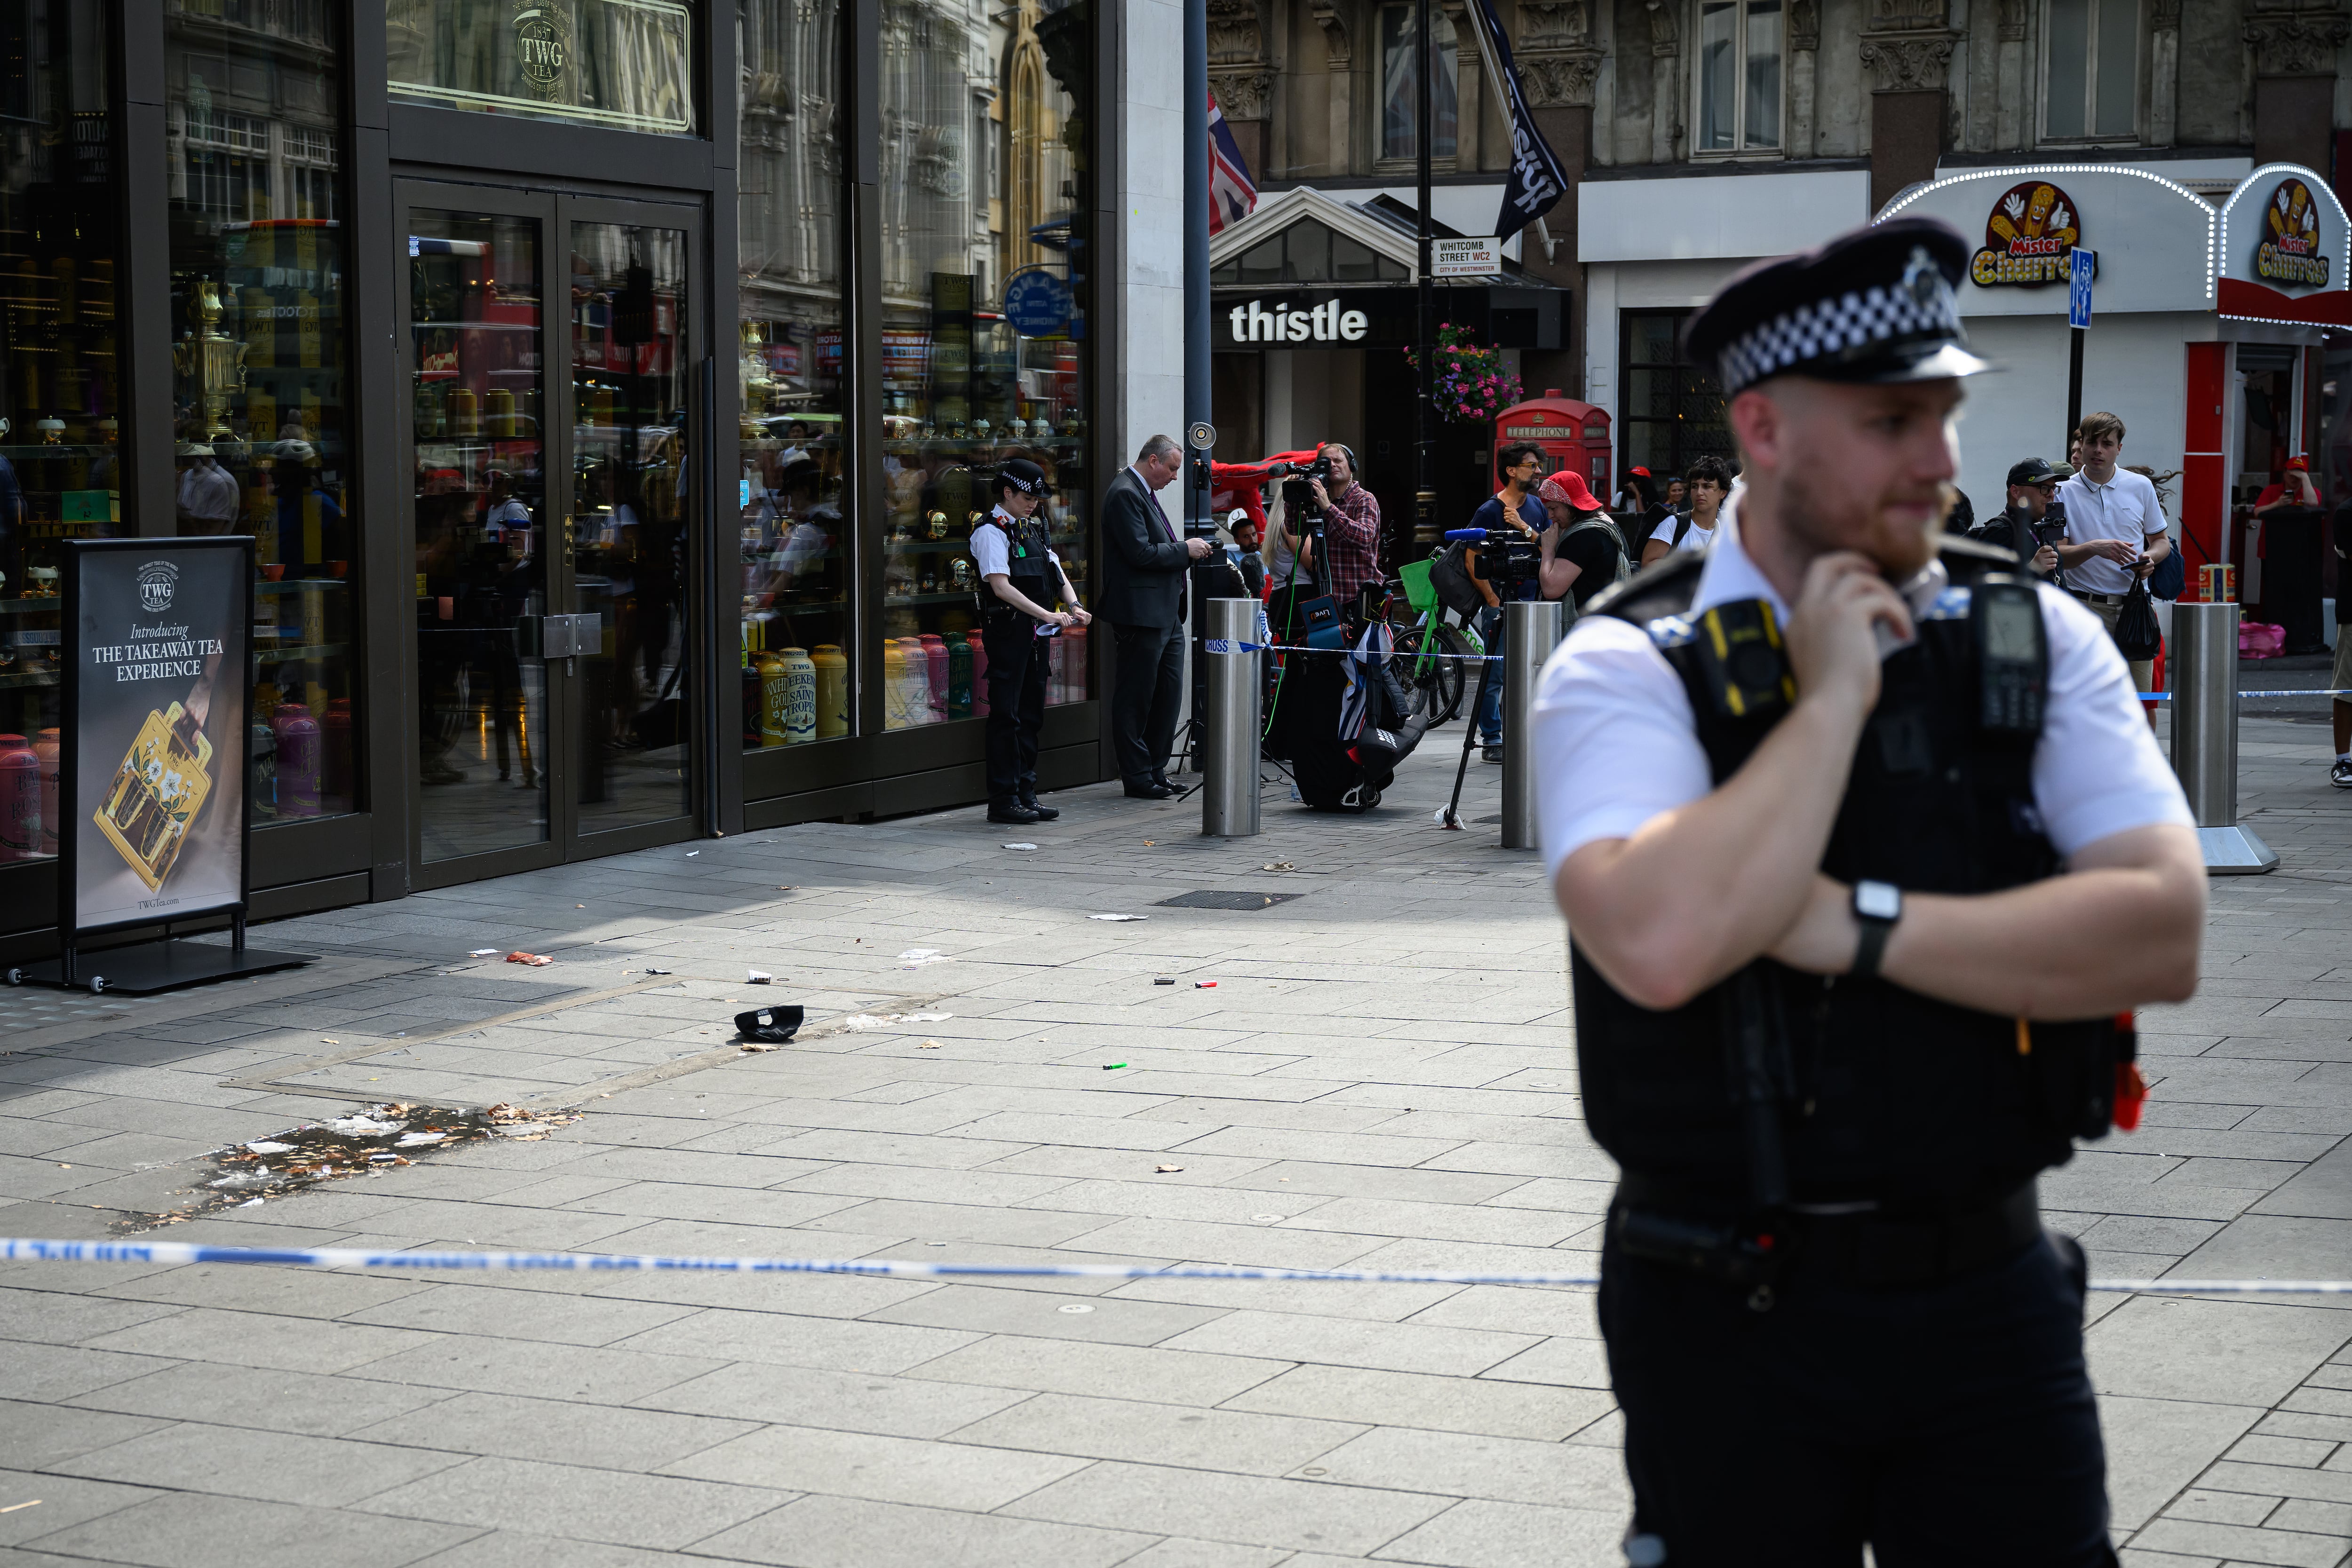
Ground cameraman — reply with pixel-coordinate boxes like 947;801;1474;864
1970;457;2066;582
1266;442;1381;618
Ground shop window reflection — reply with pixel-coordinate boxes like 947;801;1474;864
0;6;118;868
167;0;358;824
740;0;851;750
879;0;1091;728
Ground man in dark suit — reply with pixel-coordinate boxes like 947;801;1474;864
1098;434;1212;798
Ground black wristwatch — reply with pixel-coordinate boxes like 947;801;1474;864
1850;880;1902;979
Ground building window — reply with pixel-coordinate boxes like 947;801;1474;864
2044;0;2137;142
876;0;1093;724
1695;0;1782;154
1379;4;1457;164
739;0;852;751
169;0;361;824
1618;309;1733;495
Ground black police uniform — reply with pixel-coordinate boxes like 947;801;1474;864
971;499;1060;815
1571;220;2132;1568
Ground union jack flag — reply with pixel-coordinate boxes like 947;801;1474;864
1208;92;1258;236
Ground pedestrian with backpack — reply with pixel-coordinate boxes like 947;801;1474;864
1640;455;1733;566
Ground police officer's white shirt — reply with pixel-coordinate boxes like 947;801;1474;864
970;506;1060;578
2057;466;2164;596
1530;514;2193;884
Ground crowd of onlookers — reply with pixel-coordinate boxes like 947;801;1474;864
1619;414;2350;789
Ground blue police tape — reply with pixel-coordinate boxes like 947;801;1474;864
2132;689;2352;700
1206;637;1491;660
4;1238;2346;1294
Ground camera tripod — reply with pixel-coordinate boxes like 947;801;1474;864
1438;631;1498;831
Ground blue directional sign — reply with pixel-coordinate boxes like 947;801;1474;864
1002;268;1074;338
2068;248;2097;328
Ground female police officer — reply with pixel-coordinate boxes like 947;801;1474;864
1530;218;2206;1565
971;457;1089;824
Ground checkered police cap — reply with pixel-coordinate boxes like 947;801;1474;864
1685;217;1989;398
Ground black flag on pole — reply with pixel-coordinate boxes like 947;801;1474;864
1466;0;1567;243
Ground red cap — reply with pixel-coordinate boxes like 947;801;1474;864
1630;466;1652;477
2286;455;2310;471
1539;469;1607;514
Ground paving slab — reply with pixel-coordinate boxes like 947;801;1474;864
0;729;2348;1565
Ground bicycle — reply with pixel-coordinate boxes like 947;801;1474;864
1374;560;1480;725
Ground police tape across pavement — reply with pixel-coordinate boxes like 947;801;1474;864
3;1238;2346;1294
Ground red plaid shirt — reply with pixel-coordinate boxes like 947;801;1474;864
1321;479;1383;602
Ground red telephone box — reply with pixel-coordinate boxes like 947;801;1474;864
1494;391;1612;491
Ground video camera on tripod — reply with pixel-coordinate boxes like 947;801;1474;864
1443;525;1543;600
1277;454;1337;543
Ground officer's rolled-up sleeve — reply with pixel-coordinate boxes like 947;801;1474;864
2031;586;2195;858
1532;618;1713;882
971;525;1009;578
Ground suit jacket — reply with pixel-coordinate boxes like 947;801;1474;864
1096;466;1192;627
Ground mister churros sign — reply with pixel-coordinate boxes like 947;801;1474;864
2256;178;2330;288
1970;180;2086;288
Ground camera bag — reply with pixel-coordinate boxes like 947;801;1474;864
1427;544;1484;621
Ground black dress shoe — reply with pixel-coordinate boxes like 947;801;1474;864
1123;781;1177;800
1020;795;1061;820
987;801;1043;824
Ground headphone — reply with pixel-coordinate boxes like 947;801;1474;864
1319;441;1356;472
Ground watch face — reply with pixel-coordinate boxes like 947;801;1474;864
1856;881;1901;921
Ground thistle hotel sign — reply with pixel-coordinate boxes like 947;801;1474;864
1971;180;2086;288
1225;299;1369;344
2257;178;2329;288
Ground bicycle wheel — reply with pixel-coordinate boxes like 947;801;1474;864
1395;621;1471;723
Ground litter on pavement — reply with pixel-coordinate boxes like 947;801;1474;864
1154;977;1175;985
1002;842;1038;850
735;1005;804;1045
746;968;773;983
897;949;950;967
469;948;499;956
505;951;553;966
1196;981;1218;988
1090;914;1146;921
840;1011;954;1030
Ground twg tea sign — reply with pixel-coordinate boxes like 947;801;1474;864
66;539;251;934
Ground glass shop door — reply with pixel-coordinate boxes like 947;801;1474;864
398;182;704;887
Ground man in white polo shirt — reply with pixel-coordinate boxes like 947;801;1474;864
2055;410;2170;692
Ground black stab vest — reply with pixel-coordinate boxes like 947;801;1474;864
1571;537;2118;1208
974;510;1052;617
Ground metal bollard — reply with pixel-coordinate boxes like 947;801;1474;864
1201;598;1261;838
2169;601;2276;874
1501;598;1566;850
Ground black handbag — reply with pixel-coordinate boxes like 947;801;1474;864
2114;580;2163;662
1428;542;1484;621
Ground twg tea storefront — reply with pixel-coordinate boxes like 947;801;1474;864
0;0;1119;957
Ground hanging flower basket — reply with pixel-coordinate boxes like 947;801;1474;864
1405;323;1523;427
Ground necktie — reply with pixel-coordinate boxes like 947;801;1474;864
1145;473;1175;542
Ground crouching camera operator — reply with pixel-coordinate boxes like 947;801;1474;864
1461;444;1629;761
1264;442;1381;637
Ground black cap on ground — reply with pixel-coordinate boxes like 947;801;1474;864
1685;216;1991;397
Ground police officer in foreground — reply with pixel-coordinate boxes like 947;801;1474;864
1530;218;2207;1565
971;458;1089;824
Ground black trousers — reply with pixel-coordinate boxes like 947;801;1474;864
1601;1226;2114;1567
981;612;1048;805
1111;618;1184;786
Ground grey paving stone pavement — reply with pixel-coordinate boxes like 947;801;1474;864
1;703;2349;1566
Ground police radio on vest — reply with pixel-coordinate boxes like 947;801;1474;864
1228;300;1369;343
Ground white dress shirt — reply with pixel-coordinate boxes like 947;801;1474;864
2057;467;2164;596
1530;512;2193;881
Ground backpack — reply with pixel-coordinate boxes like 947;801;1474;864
1561;513;1634;599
